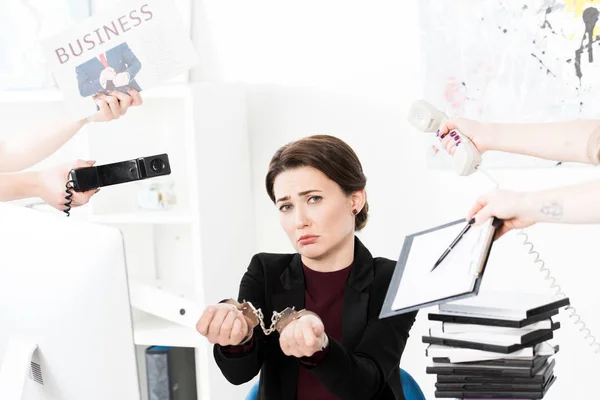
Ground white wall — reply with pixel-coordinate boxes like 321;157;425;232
190;1;600;399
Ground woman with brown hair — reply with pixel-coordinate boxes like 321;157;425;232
196;134;417;400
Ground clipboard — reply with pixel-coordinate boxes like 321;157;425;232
379;217;503;318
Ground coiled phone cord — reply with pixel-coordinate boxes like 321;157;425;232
477;166;600;355
63;179;75;217
516;229;600;354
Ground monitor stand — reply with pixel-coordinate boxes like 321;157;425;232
0;338;45;400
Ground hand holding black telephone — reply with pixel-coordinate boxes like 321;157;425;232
63;153;171;216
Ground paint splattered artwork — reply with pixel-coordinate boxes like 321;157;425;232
419;0;600;167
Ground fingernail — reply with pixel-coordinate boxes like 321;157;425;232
456;142;459;147
436;129;440;137
454;136;459;141
468;217;476;224
450;132;455;137
440;133;447;139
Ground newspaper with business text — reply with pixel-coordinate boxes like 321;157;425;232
42;0;199;119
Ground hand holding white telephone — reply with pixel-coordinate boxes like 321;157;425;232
407;100;482;176
408;100;600;354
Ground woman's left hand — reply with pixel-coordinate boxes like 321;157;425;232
279;313;328;358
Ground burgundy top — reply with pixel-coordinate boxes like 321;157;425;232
296;263;351;400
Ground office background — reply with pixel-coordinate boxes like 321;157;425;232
2;1;600;399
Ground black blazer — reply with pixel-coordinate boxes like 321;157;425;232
214;237;417;400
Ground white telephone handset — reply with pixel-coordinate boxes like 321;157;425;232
407;100;481;176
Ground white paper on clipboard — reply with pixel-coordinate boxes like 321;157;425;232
379;217;500;318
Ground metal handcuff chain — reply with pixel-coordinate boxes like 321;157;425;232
224;299;319;337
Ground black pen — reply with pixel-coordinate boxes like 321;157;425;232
431;217;476;272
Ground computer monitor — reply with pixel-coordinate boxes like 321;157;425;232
0;203;141;400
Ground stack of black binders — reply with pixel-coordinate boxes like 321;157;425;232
422;291;569;399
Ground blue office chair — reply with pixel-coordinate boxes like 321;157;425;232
399;368;427;400
245;368;426;400
245;381;259;400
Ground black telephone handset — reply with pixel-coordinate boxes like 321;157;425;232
63;154;171;216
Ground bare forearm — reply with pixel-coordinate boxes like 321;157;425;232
522;179;600;224
484;120;600;165
0;117;88;172
0;172;40;201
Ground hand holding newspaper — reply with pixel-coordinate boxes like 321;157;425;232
42;0;199;119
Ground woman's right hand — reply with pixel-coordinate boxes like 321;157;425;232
196;303;250;346
437;117;491;157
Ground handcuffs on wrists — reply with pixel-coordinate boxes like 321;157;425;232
221;299;324;347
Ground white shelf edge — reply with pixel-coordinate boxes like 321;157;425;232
0;203;190;225
0;84;191;104
87;211;192;224
133;316;203;348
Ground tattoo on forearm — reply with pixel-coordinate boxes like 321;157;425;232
540;199;563;220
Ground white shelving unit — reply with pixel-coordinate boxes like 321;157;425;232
134;314;204;348
0;81;253;400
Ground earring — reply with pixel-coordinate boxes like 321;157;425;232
352;209;358;215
